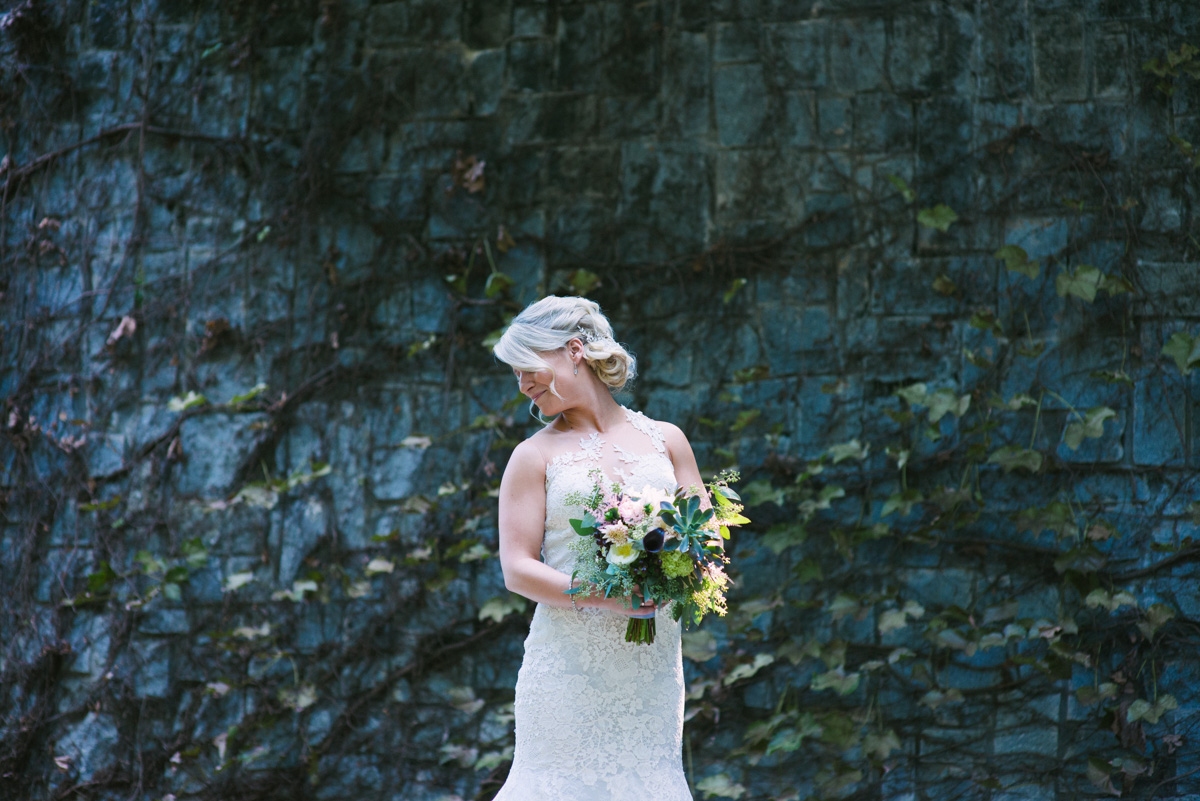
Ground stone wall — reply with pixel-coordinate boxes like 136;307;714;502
2;1;1199;799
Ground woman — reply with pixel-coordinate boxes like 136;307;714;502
490;295;702;800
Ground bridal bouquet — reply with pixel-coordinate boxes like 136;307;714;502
565;470;746;645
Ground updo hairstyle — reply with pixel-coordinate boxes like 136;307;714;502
493;296;637;399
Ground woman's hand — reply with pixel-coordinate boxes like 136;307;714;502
583;589;658;617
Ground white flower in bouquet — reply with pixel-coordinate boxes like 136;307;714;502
636;485;674;512
606;541;640;565
602;521;631;546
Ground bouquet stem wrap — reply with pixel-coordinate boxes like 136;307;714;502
626;614;656;644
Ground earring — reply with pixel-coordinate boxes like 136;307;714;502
574;364;578;375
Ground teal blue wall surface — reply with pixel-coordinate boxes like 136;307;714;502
2;1;1199;799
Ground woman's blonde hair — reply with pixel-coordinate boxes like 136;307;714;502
493;296;636;415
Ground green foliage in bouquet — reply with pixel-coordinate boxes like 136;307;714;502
566;471;746;643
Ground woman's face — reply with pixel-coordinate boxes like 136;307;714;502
513;345;578;414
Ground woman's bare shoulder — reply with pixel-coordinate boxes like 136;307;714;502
506;436;549;476
640;415;688;445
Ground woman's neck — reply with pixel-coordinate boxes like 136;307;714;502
555;395;624;434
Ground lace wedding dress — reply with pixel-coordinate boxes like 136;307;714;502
492;408;693;801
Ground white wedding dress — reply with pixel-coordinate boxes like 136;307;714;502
493;408;693;801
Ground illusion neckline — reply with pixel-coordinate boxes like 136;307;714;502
544;407;670;480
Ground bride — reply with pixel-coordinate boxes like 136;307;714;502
490;295;702;800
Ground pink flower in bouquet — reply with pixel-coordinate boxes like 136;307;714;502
600;485;620;510
617;495;647;524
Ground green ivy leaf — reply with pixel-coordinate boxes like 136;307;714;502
881;489;923;518
1018;339;1047;358
223;572;256;592
695;773;747;799
886;174;916;203
895;382;928;407
229;382;268;404
1099;274;1134;296
168;391;208;412
1054;545;1106;574
963;347;994;368
740;480;785;507
182;537;208;569
927;388;971;423
1016;502;1079;539
478;593;527;623
1076;683;1120;706
765;714;823;755
79;495;122;513
920;688;964;708
969;308;1004;336
917;204;959;232
1162;331;1200;375
885;446;910;471
932;274;957;295
566;268;601;296
827;439;869;464
682;630;718;662
815;765;863;794
995;393;1039;411
982;600;1019;624
1127;694;1178;724
732;365;769;384
1055;265;1102;303
878;602;923;635
1137;603;1175;639
793;558;823;583
135;550;166;575
877;608;910;635
87;561;118;593
760;524;807;554
934;628;976;656
1087;758;1120;796
863;729;902;761
1063;406;1118;451
995;245;1040;279
365;557;395;576
722;653;775;686
1085;588;1138;611
279;684;317;711
723;277;748;304
730;409;761;432
829;592;867;620
484;271;514;298
987;446;1043;473
1090;369;1134;387
481;324;507;349
811;667;861;695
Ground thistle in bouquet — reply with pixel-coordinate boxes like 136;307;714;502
565;469;749;645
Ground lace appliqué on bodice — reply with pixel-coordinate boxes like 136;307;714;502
542;408;676;574
493;407;692;801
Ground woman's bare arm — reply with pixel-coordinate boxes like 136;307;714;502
661;422;710;509
497;439;653;615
